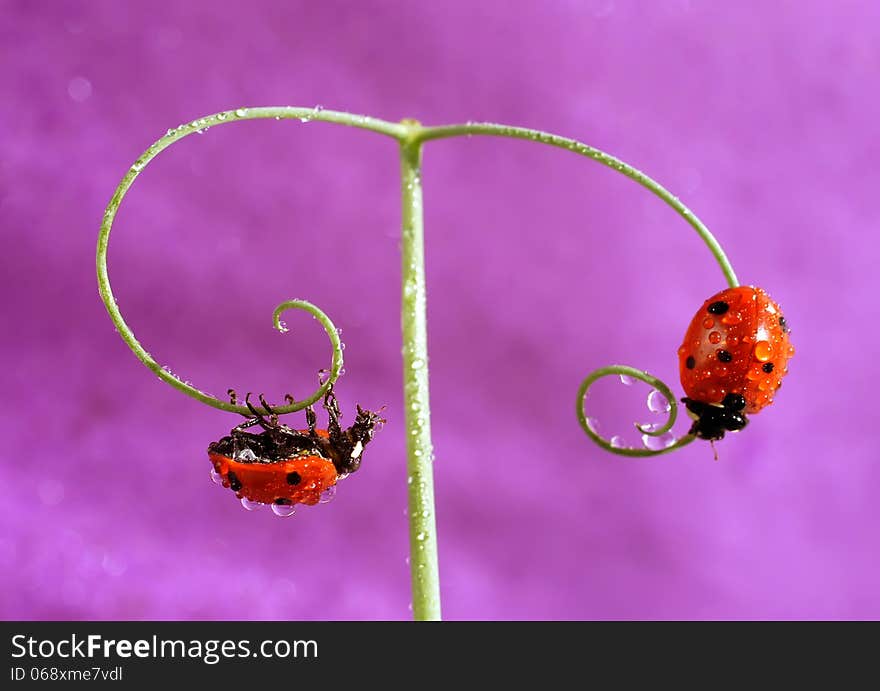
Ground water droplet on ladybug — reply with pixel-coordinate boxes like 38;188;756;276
240;497;262;511
702;317;714;329
754;340;773;361
708;331;721;344
721;312;742;325
210;469;223;485
235;447;257;462
271;503;297;517
319;486;337;504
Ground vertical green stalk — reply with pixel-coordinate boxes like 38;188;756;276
399;126;441;621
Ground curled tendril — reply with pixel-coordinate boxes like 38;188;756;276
576;365;696;457
94;108;370;416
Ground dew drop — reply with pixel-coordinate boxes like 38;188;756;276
217;112;227;120
319;486;337;504
754;340;773;362
236;448;257;462
721;312;742;325
240;497;262;511
68;76;92;102
411;358;425;370
235;108;248;117
619;374;635;386
647;390;671;413
416;532;426;542
586;417;600;433
641;431;676;450
610;435;625;448
271;503;297;517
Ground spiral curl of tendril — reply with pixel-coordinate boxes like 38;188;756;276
94;108;367;416
577;365;696;457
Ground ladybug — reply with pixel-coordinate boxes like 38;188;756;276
207;386;384;512
678;286;794;442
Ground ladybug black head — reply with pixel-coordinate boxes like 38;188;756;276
682;396;749;442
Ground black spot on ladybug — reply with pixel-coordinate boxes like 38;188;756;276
717;350;733;362
762;362;775;373
227;471;242;492
685;356;695;369
286;472;302;486
274;498;293;505
708;301;729;315
779;316;790;333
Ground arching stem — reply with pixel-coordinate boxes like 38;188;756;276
414;122;738;289
399;123;441;621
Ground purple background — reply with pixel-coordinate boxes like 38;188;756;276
3;0;877;620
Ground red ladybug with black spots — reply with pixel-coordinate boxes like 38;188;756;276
208;386;384;508
678;286;794;442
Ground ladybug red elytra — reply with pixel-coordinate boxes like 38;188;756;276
208;387;384;511
678;286;794;442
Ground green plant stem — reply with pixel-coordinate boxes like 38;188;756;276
414;122;738;289
399;125;441;621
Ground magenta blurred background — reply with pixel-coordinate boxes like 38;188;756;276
2;0;877;620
